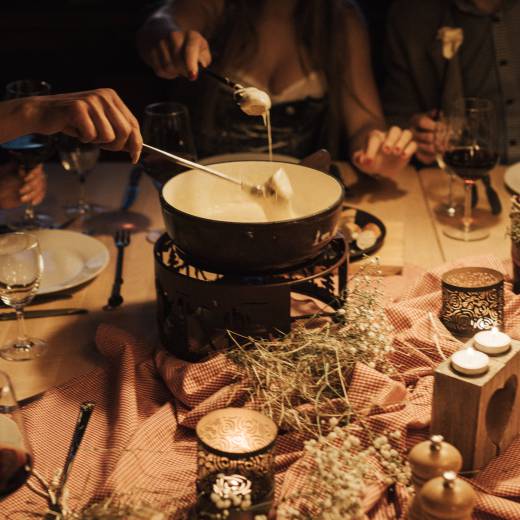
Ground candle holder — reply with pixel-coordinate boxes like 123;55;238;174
432;339;520;471
440;267;504;337
195;407;278;520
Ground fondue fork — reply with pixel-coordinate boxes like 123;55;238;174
142;143;276;197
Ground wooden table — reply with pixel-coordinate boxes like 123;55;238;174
0;161;513;400
341;163;511;270
0;162;163;400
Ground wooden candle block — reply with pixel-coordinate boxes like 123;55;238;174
431;340;520;471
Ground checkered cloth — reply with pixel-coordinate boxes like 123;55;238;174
3;255;520;519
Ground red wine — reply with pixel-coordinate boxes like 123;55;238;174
1;134;52;170
0;444;32;498
444;147;498;181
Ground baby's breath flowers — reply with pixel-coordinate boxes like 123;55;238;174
278;423;411;520
368;431;411;489
227;265;395;436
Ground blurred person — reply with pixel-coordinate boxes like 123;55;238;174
0;88;143;209
383;0;520;165
137;0;417;177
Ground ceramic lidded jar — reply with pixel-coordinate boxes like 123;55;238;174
420;471;476;520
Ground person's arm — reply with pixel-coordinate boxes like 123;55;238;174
340;7;416;176
137;0;224;80
0;89;142;163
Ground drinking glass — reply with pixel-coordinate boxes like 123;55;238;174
57;135;102;216
2;79;54;229
0;233;46;361
0;370;33;497
141;102;197;188
434;113;460;217
440;98;498;241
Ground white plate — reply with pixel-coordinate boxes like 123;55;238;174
33;229;110;295
200;152;298;165
505;162;520;194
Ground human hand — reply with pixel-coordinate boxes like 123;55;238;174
409;111;438;165
0;162;46;209
20;164;46;205
137;17;211;80
25;89;142;163
352;127;417;175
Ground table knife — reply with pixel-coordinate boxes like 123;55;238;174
482;175;502;215
0;292;73;309
0;308;87;321
121;164;143;210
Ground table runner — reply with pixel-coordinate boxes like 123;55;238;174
3;255;520;519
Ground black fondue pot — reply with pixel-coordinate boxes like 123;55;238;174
160;160;344;274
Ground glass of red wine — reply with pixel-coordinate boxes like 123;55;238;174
440;98;498;241
2;79;55;229
141;102;197;189
0;370;32;498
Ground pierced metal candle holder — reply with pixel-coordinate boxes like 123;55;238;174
440;267;504;337
195;407;278;520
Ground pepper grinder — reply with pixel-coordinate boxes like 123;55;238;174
420;471;476;520
407;435;463;520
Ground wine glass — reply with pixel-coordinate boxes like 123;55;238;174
434;112;460;217
57;135;103;216
0;232;46;361
141;102;197;189
2;79;54;229
440;98;498;241
0;370;33;497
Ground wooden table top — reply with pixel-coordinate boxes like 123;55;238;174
0;161;513;400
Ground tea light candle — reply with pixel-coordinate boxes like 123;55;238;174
451;347;489;376
473;327;511;355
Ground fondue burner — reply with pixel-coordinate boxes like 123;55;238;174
154;234;348;361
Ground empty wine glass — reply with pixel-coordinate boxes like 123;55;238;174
434;112;460;217
57;135;102;216
141;102;197;189
0;370;33;497
0;232;46;361
2;79;54;229
441;98;498;241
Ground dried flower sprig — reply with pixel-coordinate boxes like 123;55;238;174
277;422;411;520
227;264;395;436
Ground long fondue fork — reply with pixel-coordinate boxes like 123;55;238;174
142;143;275;197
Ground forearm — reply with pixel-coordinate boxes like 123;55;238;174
145;0;219;34
0;99;37;144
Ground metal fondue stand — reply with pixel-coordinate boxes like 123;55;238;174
154;233;348;361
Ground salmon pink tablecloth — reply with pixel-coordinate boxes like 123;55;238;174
3;256;520;519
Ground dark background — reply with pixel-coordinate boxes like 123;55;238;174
0;0;392;157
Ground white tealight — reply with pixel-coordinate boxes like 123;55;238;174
474;327;511;355
451;347;489;376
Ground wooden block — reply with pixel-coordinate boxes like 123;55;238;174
431;340;520;471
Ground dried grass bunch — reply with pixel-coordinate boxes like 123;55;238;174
227;265;395;436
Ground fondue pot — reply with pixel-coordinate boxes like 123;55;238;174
160;160;344;274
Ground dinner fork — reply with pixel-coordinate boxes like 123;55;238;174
104;229;131;310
